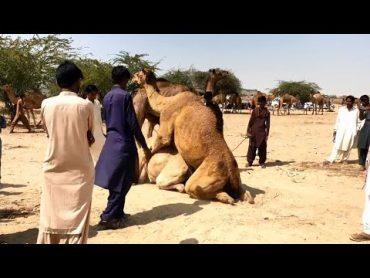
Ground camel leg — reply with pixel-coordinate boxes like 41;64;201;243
184;162;234;204
150;118;174;154
147;121;156;138
30;109;37;128
145;113;159;138
25;109;31;123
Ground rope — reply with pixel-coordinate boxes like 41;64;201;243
231;136;248;152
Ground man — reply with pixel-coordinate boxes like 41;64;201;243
357;95;370;171
9;93;32;133
37;61;95;244
84;85;106;163
246;95;270;168
350;150;370;242
95;66;151;230
325;95;361;164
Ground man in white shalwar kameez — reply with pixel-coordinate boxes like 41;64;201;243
83;85;106;163
325;95;361;164
350;148;370;241
37;61;95;244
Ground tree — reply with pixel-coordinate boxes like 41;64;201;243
160;69;194;90
271;80;321;103
75;58;113;97
0;35;78;114
160;67;242;95
112;51;160;74
191;69;242;95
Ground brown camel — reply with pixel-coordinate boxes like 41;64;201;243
2;84;46;128
309;92;333;115
136;69;229;192
226;93;242;113
275;94;300;115
250;91;272;109
212;93;226;112
132;69;254;205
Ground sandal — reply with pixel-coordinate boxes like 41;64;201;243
349;232;370;242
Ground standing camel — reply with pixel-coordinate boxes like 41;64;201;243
133;69;254;204
136;69;229;192
2;84;46;128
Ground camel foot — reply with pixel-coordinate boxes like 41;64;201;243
215;192;236;204
174;184;185;193
241;191;255;204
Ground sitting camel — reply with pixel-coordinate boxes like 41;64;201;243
138;135;191;193
133;69;254;205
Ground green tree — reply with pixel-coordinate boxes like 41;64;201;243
112;51;160;74
191;69;242;95
160;68;194;90
0;35;78;113
272;80;321;103
75;58;113;96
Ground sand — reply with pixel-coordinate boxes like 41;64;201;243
0;107;367;244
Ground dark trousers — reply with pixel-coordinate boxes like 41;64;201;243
247;139;267;165
358;148;368;166
100;179;133;222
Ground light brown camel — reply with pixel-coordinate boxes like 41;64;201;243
2;84;46;128
136;69;229;192
137;135;190;193
133;79;195;138
132;69;254;205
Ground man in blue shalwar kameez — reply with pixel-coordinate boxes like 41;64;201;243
95;66;151;229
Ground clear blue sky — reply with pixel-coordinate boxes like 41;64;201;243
8;34;370;97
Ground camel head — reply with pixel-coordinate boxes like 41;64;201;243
208;68;229;82
2;84;12;93
132;68;157;87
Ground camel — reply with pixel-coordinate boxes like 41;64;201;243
136;69;229;193
133;79;195;138
251;92;274;110
133;69;229;138
226;93;242;113
309;92;333;115
212;92;226;112
137;135;190;193
2;84;46;128
132;69;254;205
274;94;300;115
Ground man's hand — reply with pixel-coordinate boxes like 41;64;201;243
87;130;95;146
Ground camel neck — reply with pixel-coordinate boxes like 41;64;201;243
205;79;216;94
144;83;167;115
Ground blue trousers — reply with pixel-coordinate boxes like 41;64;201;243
100;172;133;222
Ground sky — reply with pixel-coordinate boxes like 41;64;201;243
7;34;370;97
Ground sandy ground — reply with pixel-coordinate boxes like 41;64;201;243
0;107;368;244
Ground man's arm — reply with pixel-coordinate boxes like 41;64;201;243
40;102;49;138
246;109;256;136
87;102;95;146
266;111;270;139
